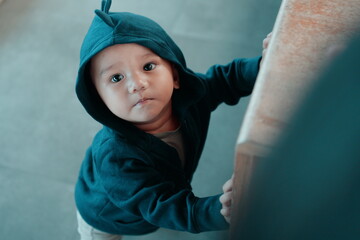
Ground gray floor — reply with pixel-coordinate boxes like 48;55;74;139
0;0;280;239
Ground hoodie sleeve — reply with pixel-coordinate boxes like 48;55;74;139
201;56;261;111
94;140;229;233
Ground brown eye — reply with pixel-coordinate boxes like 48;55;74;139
144;63;156;71
111;74;124;83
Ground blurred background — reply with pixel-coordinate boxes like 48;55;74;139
0;0;281;239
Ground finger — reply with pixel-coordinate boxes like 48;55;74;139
219;193;228;204
220;207;231;217
220;192;232;206
263;37;270;49
220;208;231;224
262;48;267;58
222;178;233;192
263;32;273;49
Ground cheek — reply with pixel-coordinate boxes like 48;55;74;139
101;87;128;112
161;72;178;91
157;81;175;100
106;99;129;119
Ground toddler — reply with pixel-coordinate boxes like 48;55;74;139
75;0;270;239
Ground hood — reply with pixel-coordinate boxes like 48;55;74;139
75;0;204;139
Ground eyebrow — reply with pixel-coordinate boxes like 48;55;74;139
98;52;157;77
99;64;117;77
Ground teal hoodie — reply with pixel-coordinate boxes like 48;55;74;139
75;0;261;235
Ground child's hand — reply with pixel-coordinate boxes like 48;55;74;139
220;175;234;224
260;32;272;68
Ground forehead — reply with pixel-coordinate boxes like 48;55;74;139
90;43;158;76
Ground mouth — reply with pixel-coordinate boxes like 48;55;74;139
134;98;154;106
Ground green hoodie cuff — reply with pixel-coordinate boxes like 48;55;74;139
193;194;230;232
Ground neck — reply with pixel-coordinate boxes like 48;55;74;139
135;116;179;134
134;104;179;134
149;117;179;134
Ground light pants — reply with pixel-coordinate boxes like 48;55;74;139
77;211;123;240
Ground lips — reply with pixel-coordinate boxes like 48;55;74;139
134;97;153;106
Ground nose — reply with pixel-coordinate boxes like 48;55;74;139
127;71;149;93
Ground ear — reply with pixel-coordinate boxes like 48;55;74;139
172;64;180;89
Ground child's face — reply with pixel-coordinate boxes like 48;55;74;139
90;43;180;132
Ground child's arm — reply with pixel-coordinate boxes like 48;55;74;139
93;141;229;233
199;33;272;112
